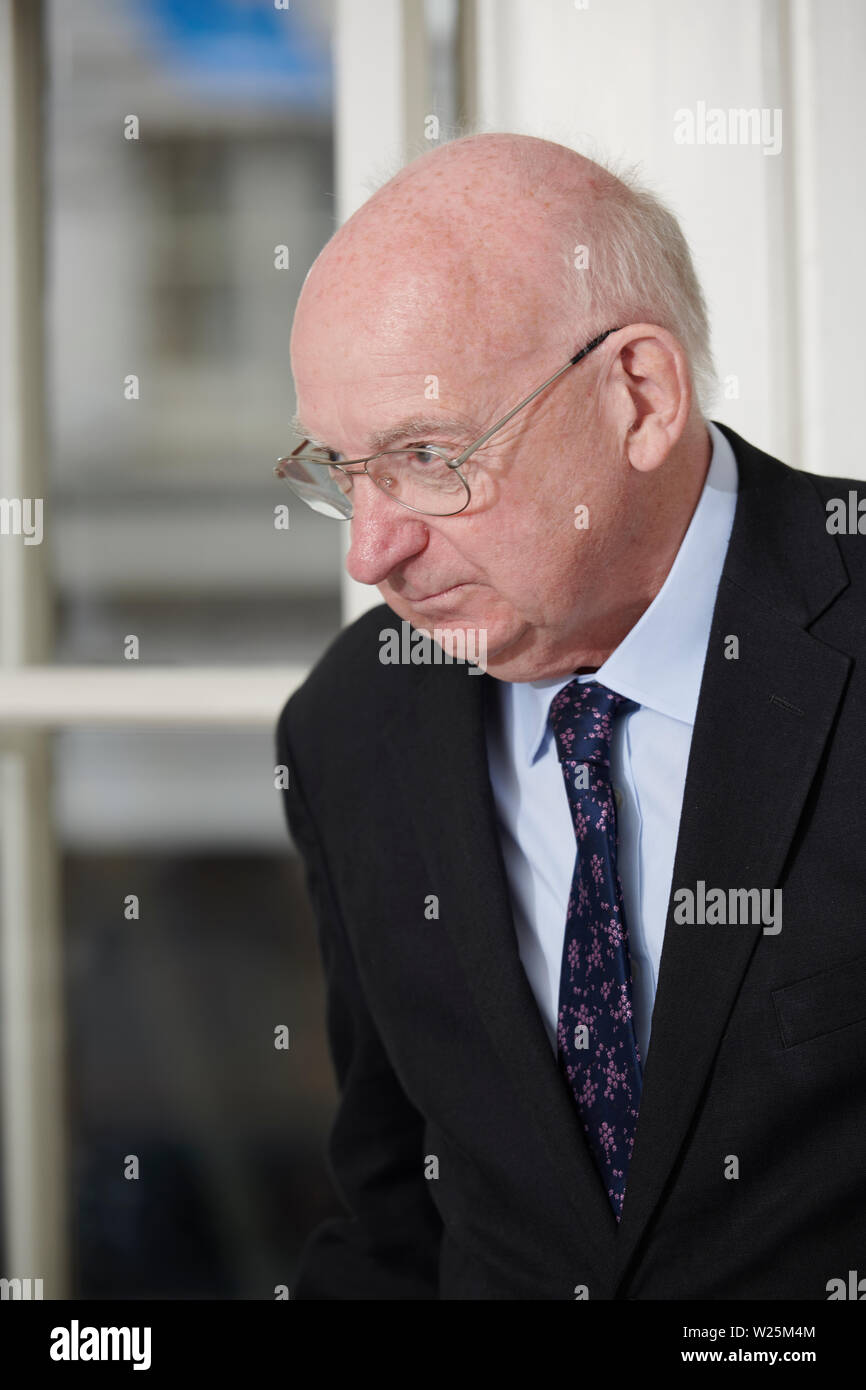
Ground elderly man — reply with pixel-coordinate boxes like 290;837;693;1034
276;133;866;1300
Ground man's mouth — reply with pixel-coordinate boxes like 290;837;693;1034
408;583;467;605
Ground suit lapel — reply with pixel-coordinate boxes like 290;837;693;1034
614;427;851;1277
382;661;621;1281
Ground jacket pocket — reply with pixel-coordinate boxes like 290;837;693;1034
772;950;866;1049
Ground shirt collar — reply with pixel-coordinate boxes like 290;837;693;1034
509;420;739;765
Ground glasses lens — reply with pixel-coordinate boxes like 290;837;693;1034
367;448;469;515
276;446;470;518
276;454;353;519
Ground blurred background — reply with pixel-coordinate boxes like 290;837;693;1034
0;0;863;1298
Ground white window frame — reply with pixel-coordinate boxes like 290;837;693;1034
0;0;430;1297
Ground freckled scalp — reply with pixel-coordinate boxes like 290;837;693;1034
294;134;609;365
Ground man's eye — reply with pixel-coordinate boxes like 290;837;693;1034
406;444;448;464
310;446;343;463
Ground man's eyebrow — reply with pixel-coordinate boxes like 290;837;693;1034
366;417;474;452
291;412;475;453
291;411;319;442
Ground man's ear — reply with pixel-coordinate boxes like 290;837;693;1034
607;324;693;473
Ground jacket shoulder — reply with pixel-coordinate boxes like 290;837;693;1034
715;420;866;589
276;600;417;755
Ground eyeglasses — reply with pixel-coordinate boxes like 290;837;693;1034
274;326;621;520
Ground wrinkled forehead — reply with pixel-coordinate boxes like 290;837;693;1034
291;226;566;387
288;201;574;457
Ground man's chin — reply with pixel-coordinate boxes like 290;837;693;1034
395;605;520;676
446;620;539;681
474;625;563;682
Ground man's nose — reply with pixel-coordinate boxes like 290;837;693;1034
344;476;429;586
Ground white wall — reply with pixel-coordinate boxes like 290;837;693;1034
790;0;866;480
473;0;866;480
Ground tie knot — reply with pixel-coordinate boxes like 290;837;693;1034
548;678;627;769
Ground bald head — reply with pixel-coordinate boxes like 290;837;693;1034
295;134;614;371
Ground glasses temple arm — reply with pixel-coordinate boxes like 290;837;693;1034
450;327;620;466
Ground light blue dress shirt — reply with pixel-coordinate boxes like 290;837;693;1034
484;420;739;1065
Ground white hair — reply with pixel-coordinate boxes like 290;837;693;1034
501;140;718;416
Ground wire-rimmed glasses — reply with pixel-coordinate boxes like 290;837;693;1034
274;327;621;520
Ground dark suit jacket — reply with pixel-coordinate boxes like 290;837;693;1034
275;422;866;1300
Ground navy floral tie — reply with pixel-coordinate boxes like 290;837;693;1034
549;678;642;1222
